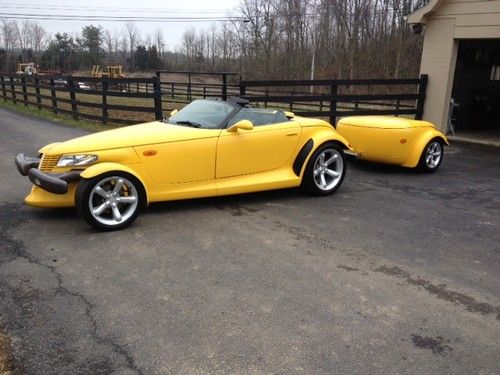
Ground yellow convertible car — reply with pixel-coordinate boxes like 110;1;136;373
336;116;448;172
16;98;351;230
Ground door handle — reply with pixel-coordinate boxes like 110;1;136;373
286;132;298;136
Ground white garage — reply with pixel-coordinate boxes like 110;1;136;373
407;0;500;140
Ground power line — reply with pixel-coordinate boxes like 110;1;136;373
1;5;236;14
0;13;246;23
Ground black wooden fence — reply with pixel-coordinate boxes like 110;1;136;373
156;70;240;111
239;75;428;125
1;71;428;126
0;74;162;125
156;71;427;125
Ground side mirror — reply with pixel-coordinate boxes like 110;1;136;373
227;119;254;132
170;109;178;116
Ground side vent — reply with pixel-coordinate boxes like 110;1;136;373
292;139;314;176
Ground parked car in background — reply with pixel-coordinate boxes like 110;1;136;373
77;82;91;90
53;78;68;88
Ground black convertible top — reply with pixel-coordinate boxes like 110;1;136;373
227;96;250;106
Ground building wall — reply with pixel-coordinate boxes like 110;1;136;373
418;0;500;132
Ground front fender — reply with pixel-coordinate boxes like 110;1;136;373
402;128;449;168
80;162;149;204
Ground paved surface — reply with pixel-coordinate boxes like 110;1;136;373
0;107;499;374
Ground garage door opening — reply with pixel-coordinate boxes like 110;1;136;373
450;40;500;142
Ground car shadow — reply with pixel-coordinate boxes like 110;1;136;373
30;207;79;221
347;159;420;175
24;188;307;231
145;188;304;216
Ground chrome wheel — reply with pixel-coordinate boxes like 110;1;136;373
425;141;442;169
88;176;139;226
313;148;344;191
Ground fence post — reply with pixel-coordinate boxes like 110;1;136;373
1;76;6;101
34;76;42;110
153;76;163;120
67;76;78;120
21;76;28;106
239;80;246;96
102;78;109;124
415;74;428;120
49;78;58;114
171;83;175;99
187;72;192;101
10;75;16;104
222;73;227;100
329;83;338;126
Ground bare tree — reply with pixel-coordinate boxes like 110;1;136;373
124;22;140;70
103;29;115;61
1;19;17;71
153;28;166;62
31;22;47;62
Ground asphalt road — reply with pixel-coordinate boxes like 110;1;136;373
0;107;499;374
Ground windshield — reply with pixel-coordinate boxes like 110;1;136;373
168;100;236;129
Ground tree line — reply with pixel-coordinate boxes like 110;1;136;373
1;0;428;79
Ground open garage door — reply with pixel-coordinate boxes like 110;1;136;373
451;40;500;138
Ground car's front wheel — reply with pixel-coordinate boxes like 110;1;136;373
75;172;145;231
301;143;346;195
418;139;444;173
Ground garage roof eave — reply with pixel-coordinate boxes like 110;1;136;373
407;0;443;24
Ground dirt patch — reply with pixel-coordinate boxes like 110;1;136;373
0;328;22;374
411;334;452;356
374;265;500;319
337;265;359;272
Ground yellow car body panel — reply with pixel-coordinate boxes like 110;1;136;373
336;116;448;167
22;113;351;208
216;121;301;178
135;131;220;184
25;184;77;208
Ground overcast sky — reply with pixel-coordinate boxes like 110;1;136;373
1;0;242;49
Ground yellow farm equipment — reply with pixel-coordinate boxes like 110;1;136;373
91;65;124;78
16;62;38;75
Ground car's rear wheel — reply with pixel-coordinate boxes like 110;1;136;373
418;139;444;173
301;143;346;195
75;172;145;231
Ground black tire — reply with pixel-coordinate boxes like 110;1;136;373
418;139;444;173
75;172;145;231
301;143;346;195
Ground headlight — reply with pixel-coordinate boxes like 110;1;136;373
57;154;98;167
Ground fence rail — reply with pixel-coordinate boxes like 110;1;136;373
1;71;428;127
239;75;428;125
0;73;162;125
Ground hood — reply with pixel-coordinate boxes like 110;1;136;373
40;121;220;155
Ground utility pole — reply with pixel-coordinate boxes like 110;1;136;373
309;1;318;93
